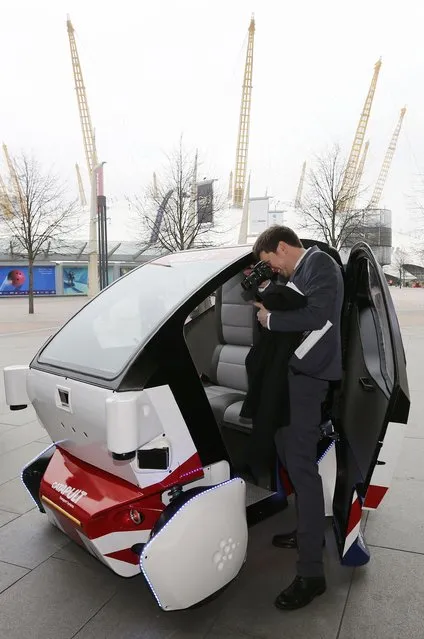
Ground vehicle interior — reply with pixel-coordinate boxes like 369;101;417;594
183;241;344;504
184;270;278;504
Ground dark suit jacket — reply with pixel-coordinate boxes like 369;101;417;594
268;246;344;381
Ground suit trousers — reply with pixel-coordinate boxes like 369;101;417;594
275;371;329;578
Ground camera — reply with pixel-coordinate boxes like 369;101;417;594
241;260;275;291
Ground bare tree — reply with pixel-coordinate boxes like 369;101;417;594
132;141;225;253
391;247;408;287
0;153;79;313
299;145;367;250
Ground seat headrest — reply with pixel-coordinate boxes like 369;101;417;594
216;273;255;347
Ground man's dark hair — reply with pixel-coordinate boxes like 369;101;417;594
253;225;303;259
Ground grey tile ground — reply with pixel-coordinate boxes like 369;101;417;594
0;508;68;568
338;546;424;639
0;508;20;528
0;477;38;514
206;629;262;639
404;389;424;439
0;440;48;486
0;557;117;639
207;515;352;639
35;435;52;444
0;290;421;639
0;403;36;426
366;477;424;554
394;437;424;482
0;420;47;455
71;576;222;639
54;541;119;572
0;559;28;594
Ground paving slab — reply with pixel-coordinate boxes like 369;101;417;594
394;437;424;482
0;559;28;594
206;628;262;639
0;508;68;569
0;420;47;455
208;514;352;639
0;477;37;514
338;546;424;639
71;575;222;639
0;508;20;528
366;477;424;554
0;440;49;486
0;283;420;639
0;557;117;639
404;389;424;439
0;405;37;426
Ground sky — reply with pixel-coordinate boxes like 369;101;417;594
1;0;424;238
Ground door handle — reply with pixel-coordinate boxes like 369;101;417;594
359;377;375;392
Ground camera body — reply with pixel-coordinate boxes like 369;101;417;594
240;260;275;291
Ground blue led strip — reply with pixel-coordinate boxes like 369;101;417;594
140;477;244;610
317;440;336;465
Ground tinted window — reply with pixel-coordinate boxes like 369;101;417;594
38;247;248;379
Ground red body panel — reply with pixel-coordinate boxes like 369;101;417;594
40;447;204;541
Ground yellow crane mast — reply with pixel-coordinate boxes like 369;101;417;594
0;172;14;218
350;140;370;209
368;107;406;209
67;17;98;176
233;16;255;208
75;163;87;206
294;161;307;208
228;171;233;201
339;59;382;210
153;172;158;199
3;143;26;216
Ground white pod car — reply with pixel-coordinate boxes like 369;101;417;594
4;241;409;610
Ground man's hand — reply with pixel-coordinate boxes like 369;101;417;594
254;301;269;328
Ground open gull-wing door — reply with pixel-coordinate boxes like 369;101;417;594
333;242;410;566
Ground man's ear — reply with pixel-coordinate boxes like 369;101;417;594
277;241;286;254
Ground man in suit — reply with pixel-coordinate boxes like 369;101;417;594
253;225;344;611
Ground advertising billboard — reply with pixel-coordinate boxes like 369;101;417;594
63;266;88;295
0;266;56;296
197;181;214;224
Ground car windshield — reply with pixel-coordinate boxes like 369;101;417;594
38;246;249;380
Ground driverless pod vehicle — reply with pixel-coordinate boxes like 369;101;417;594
3;240;409;611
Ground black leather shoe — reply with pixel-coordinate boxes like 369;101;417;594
272;531;326;549
272;530;298;549
275;575;326;611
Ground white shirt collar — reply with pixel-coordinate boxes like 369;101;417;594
294;247;311;271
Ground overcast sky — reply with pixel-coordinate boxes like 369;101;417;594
1;0;424;235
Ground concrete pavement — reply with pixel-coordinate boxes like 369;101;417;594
0;290;422;639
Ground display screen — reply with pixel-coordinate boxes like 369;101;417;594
0;266;56;295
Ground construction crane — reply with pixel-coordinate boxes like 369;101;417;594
3;144;24;207
339;58;382;211
350;140;370;209
233;16;255;208
0;172;14;219
368;107;406;209
2;143;28;224
67;17;98;176
228;171;233;201
75;163;87;206
294;161;307;208
67;16;102;296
